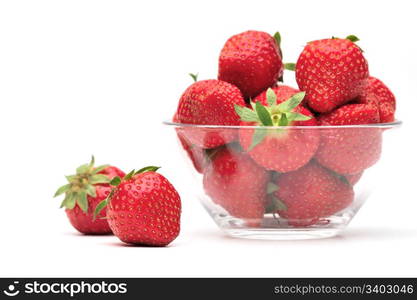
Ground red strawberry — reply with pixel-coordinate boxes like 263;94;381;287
318;103;380;125
295;36;369;113
316;103;382;174
95;167;181;246
357;76;396;123
54;156;125;235
176;133;207;173
203;147;269;226
218;30;283;99
273;161;354;226
100;166;126;182
236;88;320;172
345;172;363;185
175;78;246;148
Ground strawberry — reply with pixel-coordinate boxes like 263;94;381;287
357;76;396;123
175;77;246;148
173;112;210;173
272;161;354;226
176;133;208;173
54;156;125;235
295;35;369;113
236;88;320;172
344;172;363;186
95;167;181;246
316;103;382;174
218;30;283;99
318;103;380;125
203;147;269;226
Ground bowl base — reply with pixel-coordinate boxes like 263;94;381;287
206;209;352;240
222;227;343;240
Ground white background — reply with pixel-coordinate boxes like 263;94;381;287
0;0;416;277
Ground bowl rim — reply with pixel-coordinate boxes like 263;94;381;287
163;119;403;129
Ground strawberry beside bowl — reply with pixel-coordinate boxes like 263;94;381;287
165;120;401;240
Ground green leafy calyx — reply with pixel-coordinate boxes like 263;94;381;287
265;184;287;213
265;195;287;213
331;35;360;43
346;35;360;42
234;89;311;150
54;156;111;213
93;166;161;219
189;73;199;82
273;32;281;46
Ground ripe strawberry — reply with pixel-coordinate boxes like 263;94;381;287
344;172;363;186
357;76;396;123
218;30;283;99
203;147;269;226
295;35;369;113
95;167;181;246
236;88;320;172
318;103;380;125
173;112;209;173
176;133;207;173
175;78;246;148
272;161;354;226
54;156;125;235
316;103;382;174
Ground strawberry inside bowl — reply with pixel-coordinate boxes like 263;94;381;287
164;120;402;240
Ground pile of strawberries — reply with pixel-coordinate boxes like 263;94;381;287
174;30;396;226
55;157;181;246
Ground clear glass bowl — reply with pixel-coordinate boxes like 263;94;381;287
164;121;402;240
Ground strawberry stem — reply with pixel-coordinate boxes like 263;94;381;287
284;63;296;71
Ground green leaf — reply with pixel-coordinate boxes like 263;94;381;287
92;164;110;174
234;105;259;122
61;192;76;210
77;191;88;213
88;155;95;168
266;196;288;213
277;92;306;112
286;112;312;122
267;182;279;194
284;63;296;71
248;128;268;151
86;184;96;197
124;170;136;180
76;164;89;174
189;73;198;82
274;198;287;211
278;114;288;126
265;196;287;213
265;198;278;214
273;32;281;46
65;175;76;182
135;166;160;174
266;88;277;106
54;184;70;197
93;199;108;220
346;35;360;42
110;176;122;186
90;174;110;184
255;102;273;126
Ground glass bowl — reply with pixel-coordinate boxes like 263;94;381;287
164;121;402;240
